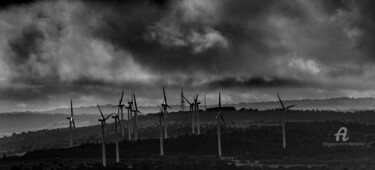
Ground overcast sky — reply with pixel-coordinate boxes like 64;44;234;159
0;0;374;112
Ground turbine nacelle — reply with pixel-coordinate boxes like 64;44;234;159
112;113;119;119
67;117;73;121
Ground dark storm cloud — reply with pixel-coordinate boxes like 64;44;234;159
1;0;375;112
6;0;374;86
92;0;288;75
89;0;375;78
205;77;309;90
9;24;44;65
7;23;60;84
353;0;375;61
0;0;38;9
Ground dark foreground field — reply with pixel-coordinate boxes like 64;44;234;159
1;120;375;170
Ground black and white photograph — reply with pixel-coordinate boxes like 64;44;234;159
0;0;375;169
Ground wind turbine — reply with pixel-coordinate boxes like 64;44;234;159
67;100;76;148
216;112;226;157
112;112;120;163
183;95;195;134
193;94;201;134
161;87;172;139
133;92;141;141
125;95;133;141
157;106;164;156
97;104;113;167
114;90;125;138
277;93;295;149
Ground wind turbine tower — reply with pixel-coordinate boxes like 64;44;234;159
126;96;133;141
216;112;226;157
194;94;201;134
112;112;120;163
161;87;172;138
158;106;164;156
97;105;113;167
183;95;195;134
277;93;295;149
133;92;141;141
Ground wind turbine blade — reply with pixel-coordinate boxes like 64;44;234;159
133;92;138;111
71;100;73;118
119;90;124;105
216;112;221;119
97;105;105;119
220;113;226;125
195;94;198;103
286;105;296;110
163;87;167;105
105;113;113;120
219;92;221;108
131;90;134;103
183;96;191;105
72;119;76;129
277;93;285;109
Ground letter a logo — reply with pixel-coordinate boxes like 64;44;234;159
334;127;349;142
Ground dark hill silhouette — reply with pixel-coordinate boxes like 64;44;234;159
206;107;236;112
2;108;375;157
3;121;375;169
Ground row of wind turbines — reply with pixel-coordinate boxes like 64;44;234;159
66;89;294;167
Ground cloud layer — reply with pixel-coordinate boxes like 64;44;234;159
0;0;374;112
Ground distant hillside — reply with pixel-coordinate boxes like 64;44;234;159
238;97;375;111
41;97;375;115
0;113;102;138
42;104;177;115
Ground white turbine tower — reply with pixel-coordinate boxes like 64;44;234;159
97;104;113;167
125;95;133;141
216;112;226;157
193;94;201;135
183;95;195;134
132;92;141;141
158;106;164;156
112;112;120;163
277;93;295;149
67;100;76;148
